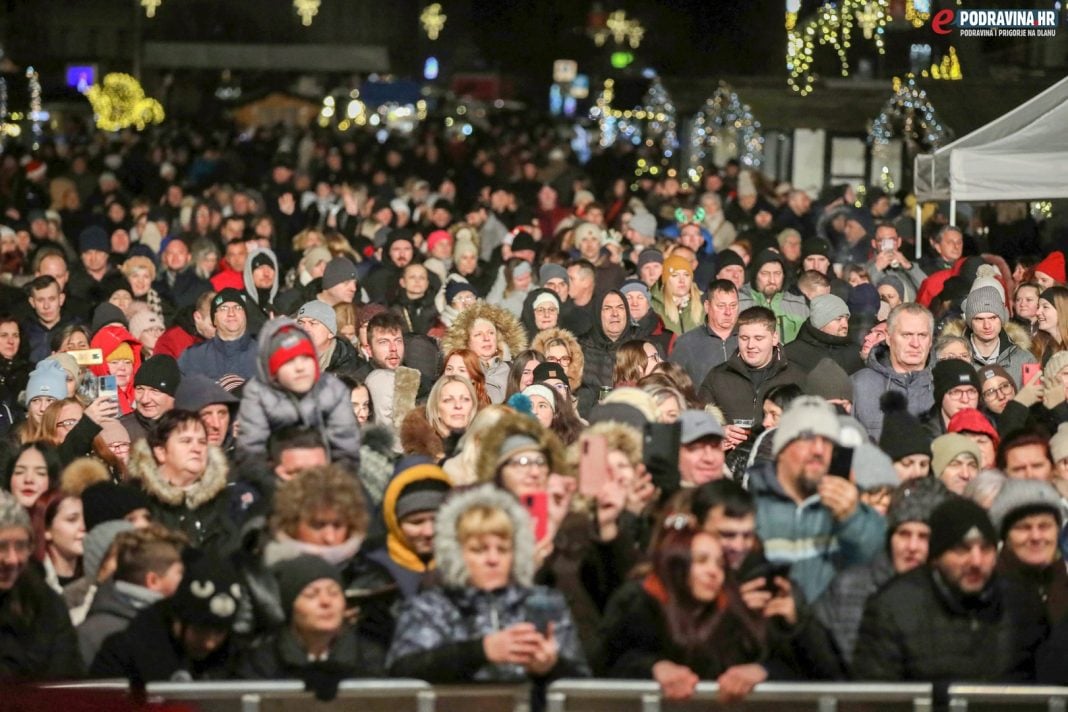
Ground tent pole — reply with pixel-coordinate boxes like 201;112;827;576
949;199;957;227
915;202;922;261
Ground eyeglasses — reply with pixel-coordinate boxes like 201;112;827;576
945;387;978;400
547;355;572;366
505;454;548;469
982;383;1015;399
108;442;131;454
452;295;477;306
548;381;570;394
646;352;661;364
56;418;78;430
534;307;558;316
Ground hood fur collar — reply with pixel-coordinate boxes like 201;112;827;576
128;438;230;509
434;484;535;588
530;327;584;390
441;302;528;362
475;410;567;486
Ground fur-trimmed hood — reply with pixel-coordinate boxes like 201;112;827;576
530;327;584;390
400;408;445;460
127;438;230;509
474;410;568;485
433;484;536;588
441;302;528;363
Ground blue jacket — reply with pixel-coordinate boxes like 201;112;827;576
747;461;886;603
177;333;257;382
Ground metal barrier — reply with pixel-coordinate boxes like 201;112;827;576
146;679;434;712
947;684;1068;712
545;680;934;712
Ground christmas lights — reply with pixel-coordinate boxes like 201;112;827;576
688;82;765;176
85;73;165;132
26;67;41;149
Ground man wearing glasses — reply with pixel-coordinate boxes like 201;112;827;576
921;359;982;438
177;288;258;383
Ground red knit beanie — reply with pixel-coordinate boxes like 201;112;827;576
267;327;318;381
1035;251;1066;284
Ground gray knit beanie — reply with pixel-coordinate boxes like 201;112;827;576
84;520;136;582
809;294;850;330
964;285;1008;324
886;477;949;534
988;478;1065;537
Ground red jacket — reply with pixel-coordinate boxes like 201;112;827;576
89;325;143;415
153;324;203;361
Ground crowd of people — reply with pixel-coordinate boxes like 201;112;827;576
1;118;1068;704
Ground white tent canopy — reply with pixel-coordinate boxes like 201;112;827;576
914;75;1068;202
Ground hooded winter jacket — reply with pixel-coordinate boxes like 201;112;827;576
577;290;639;389
89;325;144;415
242;247;279;336
785;320;865;375
128;439;239;552
965;327;1037;391
851;343;934;441
386;485;589;683
747;460;887;603
698;349;806;426
177;332;258;383
441;302;528;403
235;317;361;468
737;250;810;344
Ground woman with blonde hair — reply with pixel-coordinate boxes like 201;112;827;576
121;256;165;322
531;328;584;392
441;302;528;404
614;340;661;387
400;375;480;462
1034;286;1068;365
652;255;704;335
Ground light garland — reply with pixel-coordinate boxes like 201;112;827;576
294;0;320;26
786;0;889;96
905;0;931;28
590;74;678;161
688;82;765;179
589;9;645;49
421;3;446;40
85;73;165;132
141;0;162;18
26;67;42;149
922;46;963;80
868;74;949;189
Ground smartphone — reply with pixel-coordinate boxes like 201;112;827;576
880;238;896;253
828;445;854;479
98;375;119;403
739;555;791;593
68;348;103;366
578;434;609;498
521;492;550;542
1022;363;1041;385
643;422;681;493
525;589;557;636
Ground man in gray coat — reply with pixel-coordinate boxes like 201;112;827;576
964;284;1036;388
852;303;935;441
670;279;739;385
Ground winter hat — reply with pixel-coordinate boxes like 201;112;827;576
511;231;537;254
972;265;1006;302
931;433;982;477
638;249;664;270
1051;423;1068;464
716;250;745;272
273;554;341;619
453;238;478;262
24;159;46;181
98;420;131;451
0;491;31;537
25;360;68;404
933;359;980;406
977;364;1015;391
848;283;881;317
81;481;150;531
1035;251;1066;284
964;286;1008;324
249;251;275;273
267;326;318;380
533;362;567;384
210;288;246;322
106;342;134;363
321;257;358;290
927;498;997;560
175;374;239;412
619;280;651;304
133;354;181;396
445;281;478;304
427;230;453;254
809;294;850;330
886;476;949;534
539;263;569;286
531;292;560;311
663;255;692;277
772;396;840;457
45;353;79;386
393;469;451;520
522;384;557;411
1045;350;1068;384
629;212;657;239
801;237;832;260
494;433;542;469
91;303;129;334
303;246;332;272
128;310;165;341
947;408;1000;448
587;402;647;431
297;300;338;336
78;226;109;254
737;171;757;197
877;275;906;302
513;261;533;279
988;478;1064;537
170;550;242;627
804;358;854;403
878;391;933;461
83;520;135;582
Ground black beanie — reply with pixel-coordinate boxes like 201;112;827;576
133;354;181;396
533;361;567;384
716;250;746;273
91;302;129;335
81;481;151;531
927;497;997;560
210;288;246;322
250;251;275;272
932;359;981;408
878;391;933;460
169;549;242;627
274;554;341;619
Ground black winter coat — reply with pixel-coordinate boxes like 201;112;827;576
852;567;1047;683
0;571;84;681
784;320;865;375
231;626;385;694
698;349;807;424
578;290;638;389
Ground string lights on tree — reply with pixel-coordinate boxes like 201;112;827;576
85;73;165;132
688;82;765;182
868;74;950;190
26;67;42;149
293;0;321;26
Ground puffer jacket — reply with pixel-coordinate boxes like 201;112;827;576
785;320;865;375
965;327;1037;392
89;325;143;415
746;461;886;603
698;349;806;425
853;567;1046;683
177;333;258;383
441;302;528;403
128;439;240;553
851;343;934;441
812;551;895;670
235;317;361;468
386;485;589;683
